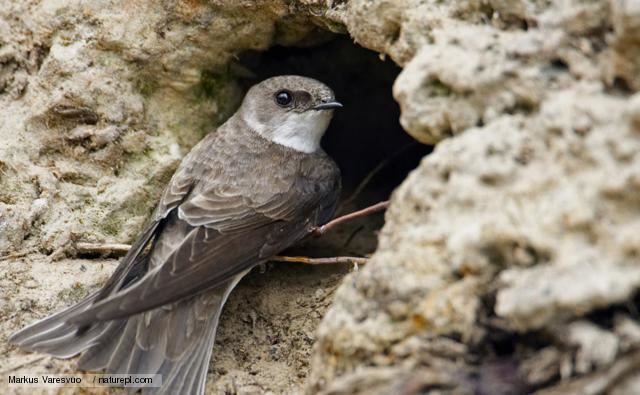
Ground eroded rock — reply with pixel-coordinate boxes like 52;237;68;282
309;0;640;393
2;0;640;394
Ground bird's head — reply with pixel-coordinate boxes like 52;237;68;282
238;75;342;153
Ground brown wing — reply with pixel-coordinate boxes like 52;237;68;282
90;160;196;305
69;153;340;325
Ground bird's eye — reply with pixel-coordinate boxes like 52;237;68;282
275;90;293;107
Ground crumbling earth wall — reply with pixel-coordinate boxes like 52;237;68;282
1;1;640;394
309;1;640;394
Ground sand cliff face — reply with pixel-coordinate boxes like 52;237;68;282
309;1;640;393
1;1;639;394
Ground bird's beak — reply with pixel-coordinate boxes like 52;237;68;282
313;101;343;110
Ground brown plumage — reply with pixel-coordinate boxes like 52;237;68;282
10;75;342;394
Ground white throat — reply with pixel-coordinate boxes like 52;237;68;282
244;111;332;153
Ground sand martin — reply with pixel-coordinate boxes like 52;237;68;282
10;75;342;394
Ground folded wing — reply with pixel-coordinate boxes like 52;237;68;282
69;163;339;325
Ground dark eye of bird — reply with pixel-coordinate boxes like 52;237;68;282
275;90;293;107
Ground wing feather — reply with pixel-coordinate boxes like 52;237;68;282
69;135;340;325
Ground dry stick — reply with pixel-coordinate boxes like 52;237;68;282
74;242;369;266
311;200;389;237
75;244;374;267
74;201;391;264
285;200;391;265
75;242;131;256
0;248;37;260
270;255;368;265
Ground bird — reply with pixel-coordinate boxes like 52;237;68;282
9;75;343;394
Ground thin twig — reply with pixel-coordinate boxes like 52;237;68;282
74;200;390;257
75;242;131;256
0;248;37;260
74;243;368;265
311;200;389;237
270;255;367;265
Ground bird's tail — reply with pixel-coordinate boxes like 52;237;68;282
8;291;124;358
9;272;247;395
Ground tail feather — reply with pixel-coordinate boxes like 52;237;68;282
10;244;154;359
9;208;251;394
73;319;127;370
102;318;140;372
152;315;218;395
8;292;114;358
11;271;247;395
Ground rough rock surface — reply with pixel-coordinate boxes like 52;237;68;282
2;0;640;394
309;0;640;394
